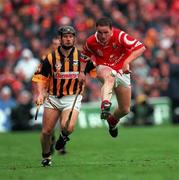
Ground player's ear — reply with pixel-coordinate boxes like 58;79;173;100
73;36;76;43
58;35;62;40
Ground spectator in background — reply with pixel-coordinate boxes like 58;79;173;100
40;36;61;60
0;86;16;131
0;65;23;96
10;90;33;131
14;48;40;89
168;55;179;124
131;57;150;96
130;94;154;126
0;0;178;127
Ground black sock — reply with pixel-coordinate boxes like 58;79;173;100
61;131;68;138
42;152;51;158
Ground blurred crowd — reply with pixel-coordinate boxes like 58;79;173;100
0;0;179;130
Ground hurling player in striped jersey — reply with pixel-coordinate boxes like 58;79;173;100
79;17;146;138
33;26;85;167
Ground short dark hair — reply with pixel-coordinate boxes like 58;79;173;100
96;17;112;29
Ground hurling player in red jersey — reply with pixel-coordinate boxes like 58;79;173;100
79;17;146;138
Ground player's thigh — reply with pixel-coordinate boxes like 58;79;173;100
96;65;114;82
60;109;79;129
114;85;131;110
42;107;60;133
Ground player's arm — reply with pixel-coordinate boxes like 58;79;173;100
33;82;46;105
32;58;51;105
119;31;146;73
123;46;146;73
78;42;93;82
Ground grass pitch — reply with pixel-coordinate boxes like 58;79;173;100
0;125;179;180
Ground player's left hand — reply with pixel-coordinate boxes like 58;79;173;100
122;63;131;74
78;71;86;83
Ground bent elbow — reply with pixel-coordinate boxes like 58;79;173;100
142;45;146;52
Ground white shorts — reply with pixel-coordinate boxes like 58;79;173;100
44;95;83;112
96;65;131;88
115;73;131;88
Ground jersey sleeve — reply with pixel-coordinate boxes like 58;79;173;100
32;57;51;83
80;41;93;62
118;31;144;51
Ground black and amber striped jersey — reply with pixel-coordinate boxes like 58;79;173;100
84;61;96;78
32;47;84;97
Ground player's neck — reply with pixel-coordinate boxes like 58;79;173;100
60;47;73;57
99;40;109;46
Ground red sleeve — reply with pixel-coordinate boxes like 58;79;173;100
80;39;94;62
118;30;144;51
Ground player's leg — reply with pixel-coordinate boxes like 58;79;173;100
107;85;131;137
106;73;131;137
96;65;115;119
41;107;59;166
113;85;131;119
55;109;79;151
50;130;56;155
55;95;82;151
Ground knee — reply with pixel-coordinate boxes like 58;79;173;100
42;129;53;136
120;107;130;116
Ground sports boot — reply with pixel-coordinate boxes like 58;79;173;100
58;147;67;155
55;134;70;151
41;158;52;167
101;100;112;120
107;115;119;138
41;152;52;167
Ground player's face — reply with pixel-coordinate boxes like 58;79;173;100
52;38;60;50
96;26;112;44
61;33;75;47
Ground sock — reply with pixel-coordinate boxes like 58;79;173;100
60;131;70;142
101;100;111;110
107;115;119;126
42;152;51;159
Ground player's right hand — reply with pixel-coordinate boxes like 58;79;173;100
78;71;86;83
35;93;45;105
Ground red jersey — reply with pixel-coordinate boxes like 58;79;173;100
81;28;144;71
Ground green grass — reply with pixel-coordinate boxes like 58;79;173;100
0;125;179;180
